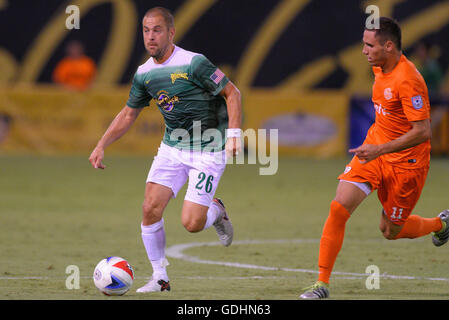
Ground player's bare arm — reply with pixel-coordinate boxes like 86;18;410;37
349;118;431;163
220;81;242;156
89;105;142;169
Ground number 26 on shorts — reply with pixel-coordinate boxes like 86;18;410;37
195;172;214;193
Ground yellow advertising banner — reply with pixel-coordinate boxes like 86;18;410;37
0;86;348;157
242;90;349;158
0;86;165;156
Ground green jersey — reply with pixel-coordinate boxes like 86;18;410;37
127;45;229;151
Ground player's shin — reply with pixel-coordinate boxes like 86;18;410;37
393;215;442;239
141;219;169;280
318;200;351;284
202;201;222;230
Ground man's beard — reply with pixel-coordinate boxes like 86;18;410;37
148;45;167;61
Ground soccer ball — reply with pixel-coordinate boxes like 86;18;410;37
93;256;134;296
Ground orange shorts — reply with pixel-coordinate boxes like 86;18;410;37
338;156;429;225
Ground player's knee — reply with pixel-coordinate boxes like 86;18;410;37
379;222;386;234
381;228;400;240
181;215;204;233
182;221;202;233
142;198;164;221
380;216;403;240
382;230;395;240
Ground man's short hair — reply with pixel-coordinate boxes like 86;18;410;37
143;7;174;29
368;16;402;51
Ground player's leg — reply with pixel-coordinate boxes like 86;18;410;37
141;182;172;277
182;150;232;246
181;200;208;232
181;198;233;246
377;165;443;241
300;180;370;299
379;210;402;239
142;182;173;225
318;180;369;281
137;182;173;293
380;209;444;240
137;143;188;292
301;156;379;299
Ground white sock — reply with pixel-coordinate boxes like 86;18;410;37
141;219;169;281
202;202;223;230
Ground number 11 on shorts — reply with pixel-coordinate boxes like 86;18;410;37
391;207;403;220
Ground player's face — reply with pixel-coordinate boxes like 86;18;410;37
142;15;174;61
362;30;387;67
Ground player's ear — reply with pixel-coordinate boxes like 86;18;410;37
384;39;395;53
169;27;175;42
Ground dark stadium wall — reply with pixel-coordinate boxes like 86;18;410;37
0;0;448;91
1;0;448;156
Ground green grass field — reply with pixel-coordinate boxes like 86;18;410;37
1;155;449;300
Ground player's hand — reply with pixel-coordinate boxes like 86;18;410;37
89;146;106;169
225;137;242;158
349;144;382;164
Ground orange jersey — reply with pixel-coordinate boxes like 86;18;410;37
52;56;96;90
366;54;431;168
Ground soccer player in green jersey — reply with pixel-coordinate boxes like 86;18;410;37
89;7;242;293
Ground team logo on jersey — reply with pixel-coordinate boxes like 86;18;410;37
156;90;179;112
344;166;352;174
384;88;392;100
170;72;188;84
411;95;423;110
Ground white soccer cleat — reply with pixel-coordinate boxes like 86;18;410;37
136;275;171;293
212;198;233;247
299;281;330;299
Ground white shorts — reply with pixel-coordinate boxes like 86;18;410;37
146;142;227;207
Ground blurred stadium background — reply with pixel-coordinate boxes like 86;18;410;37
1;0;449;300
0;0;448;156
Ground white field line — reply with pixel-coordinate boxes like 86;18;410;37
0;275;291;280
2;239;448;282
165;239;449;282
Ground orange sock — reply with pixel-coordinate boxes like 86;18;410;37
393;215;442;239
318;200;351;284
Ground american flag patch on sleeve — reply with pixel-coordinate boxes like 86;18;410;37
210;68;225;84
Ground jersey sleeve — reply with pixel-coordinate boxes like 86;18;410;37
126;72;152;108
190;54;229;96
399;76;430;122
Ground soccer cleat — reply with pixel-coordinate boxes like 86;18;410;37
212;198;234;247
432;210;449;247
136;276;171;293
299;281;330;299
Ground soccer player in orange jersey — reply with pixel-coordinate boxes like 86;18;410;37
300;17;449;299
